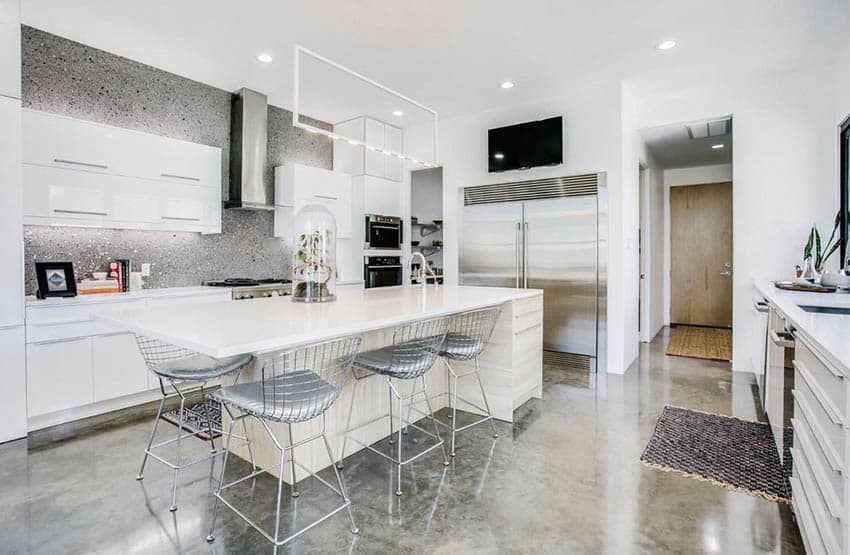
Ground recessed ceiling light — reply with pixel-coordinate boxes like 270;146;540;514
656;40;677;51
500;81;515;89
493;152;505;159
392;110;403;117
257;53;274;63
711;143;725;149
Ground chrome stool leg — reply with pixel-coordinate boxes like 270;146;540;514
394;380;403;496
421;376;451;467
136;396;166;481
446;360;460;456
337;377;359;470
474;357;499;438
169;391;187;512
288;423;300;498
321;431;358;534
206;410;237;543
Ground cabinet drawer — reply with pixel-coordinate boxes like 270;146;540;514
795;337;847;421
23;110;118;176
26;299;146;326
793;380;845;473
26;337;93;417
792;445;843;554
792;415;844;516
93;333;150;401
790;476;827;555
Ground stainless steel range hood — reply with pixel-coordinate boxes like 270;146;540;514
226;88;272;210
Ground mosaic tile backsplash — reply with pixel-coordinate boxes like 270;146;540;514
21;26;332;293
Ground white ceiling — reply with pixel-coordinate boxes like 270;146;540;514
640;119;733;168
21;1;849;118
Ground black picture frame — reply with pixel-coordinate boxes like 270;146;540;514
35;262;77;299
841;114;850;269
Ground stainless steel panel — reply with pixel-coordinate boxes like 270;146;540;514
596;173;607;373
460;202;523;287
524;196;597;357
464;174;598;205
227;88;271;210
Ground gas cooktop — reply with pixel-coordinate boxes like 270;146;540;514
205;278;292;287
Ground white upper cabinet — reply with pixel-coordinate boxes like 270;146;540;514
357;175;402;217
274;163;353;239
0;0;21;99
22;109;222;233
333;116;404;182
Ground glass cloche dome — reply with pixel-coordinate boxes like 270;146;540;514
291;203;337;302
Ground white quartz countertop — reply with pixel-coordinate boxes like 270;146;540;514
26;286;229;307
98;285;542;358
755;279;850;372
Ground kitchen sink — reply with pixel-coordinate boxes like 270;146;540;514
797;305;850;315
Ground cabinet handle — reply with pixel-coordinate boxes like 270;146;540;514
162;216;201;222
797;335;846;380
769;329;795;348
31;335;91;346
53;209;109;217
161;172;201;182
792;390;845;471
54;158;109;169
754;300;769;313
314;194;338;200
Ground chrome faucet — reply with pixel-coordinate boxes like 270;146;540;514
410;252;437;286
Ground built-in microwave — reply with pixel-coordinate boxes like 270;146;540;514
364;214;402;250
364;256;403;288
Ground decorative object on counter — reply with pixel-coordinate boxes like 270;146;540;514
35;261;77;299
292;204;337;302
820;269;850;291
109;259;131;293
774;280;836;293
129;272;145;291
78;279;122;295
801;212;842;281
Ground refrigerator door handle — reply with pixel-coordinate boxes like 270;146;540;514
523;221;529;288
515;222;521;288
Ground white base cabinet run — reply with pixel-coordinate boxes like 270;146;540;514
25;289;231;429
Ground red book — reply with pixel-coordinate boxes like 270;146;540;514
109;261;124;293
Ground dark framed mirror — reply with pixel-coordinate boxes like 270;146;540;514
841;115;850;268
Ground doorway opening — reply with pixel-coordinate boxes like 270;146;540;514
639;116;734;361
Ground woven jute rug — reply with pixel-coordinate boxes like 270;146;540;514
162;400;222;440
640;406;790;504
665;325;732;361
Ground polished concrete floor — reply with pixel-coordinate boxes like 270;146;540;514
0;329;803;553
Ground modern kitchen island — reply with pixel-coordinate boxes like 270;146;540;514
101;285;543;483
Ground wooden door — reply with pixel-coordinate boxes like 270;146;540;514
670;182;733;327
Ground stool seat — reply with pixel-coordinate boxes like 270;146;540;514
210;370;337;423
354;337;443;378
440;333;485;360
152;353;253;381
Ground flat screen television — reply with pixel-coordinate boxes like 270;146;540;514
488;116;563;173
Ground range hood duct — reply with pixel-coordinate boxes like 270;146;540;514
227;88;272;210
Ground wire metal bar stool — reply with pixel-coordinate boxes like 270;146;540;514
134;336;256;512
337;316;451;496
206;336;362;551
439;307;502;456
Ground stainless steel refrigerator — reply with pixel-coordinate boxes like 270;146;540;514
460;173;606;371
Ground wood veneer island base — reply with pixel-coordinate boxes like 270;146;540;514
100;285;543;485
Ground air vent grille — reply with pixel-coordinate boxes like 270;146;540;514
464;173;599;205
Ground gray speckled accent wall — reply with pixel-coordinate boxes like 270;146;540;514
21;26;332;293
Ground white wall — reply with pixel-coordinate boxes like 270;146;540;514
638;144;665;341
438;79;636;373
637;63;839;374
662;164;733;325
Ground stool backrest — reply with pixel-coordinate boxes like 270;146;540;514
387;315;452;379
135;335;195;371
257;336;362;422
446;307;502;360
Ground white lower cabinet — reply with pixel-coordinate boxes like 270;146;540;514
92;333;148;402
26;337;93;417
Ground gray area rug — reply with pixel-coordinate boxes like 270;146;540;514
162;400;222;441
640;406;790;503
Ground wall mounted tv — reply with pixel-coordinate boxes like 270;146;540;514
488;116;563;173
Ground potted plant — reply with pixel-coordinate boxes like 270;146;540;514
801;212;841;282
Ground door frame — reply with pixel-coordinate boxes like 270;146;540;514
667;180;734;327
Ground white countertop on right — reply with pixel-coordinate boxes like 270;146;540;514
755;279;850;372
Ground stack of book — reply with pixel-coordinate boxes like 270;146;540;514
109;259;131;292
78;279;121;295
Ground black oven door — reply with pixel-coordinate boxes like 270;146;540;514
368;224;401;249
365;265;403;288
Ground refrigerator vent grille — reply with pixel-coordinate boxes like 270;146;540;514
464;173;598;206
